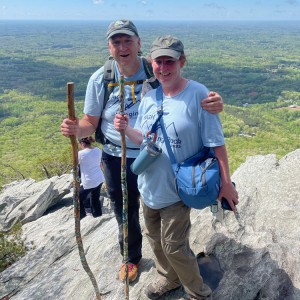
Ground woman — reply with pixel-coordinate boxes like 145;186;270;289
114;35;238;299
78;136;105;219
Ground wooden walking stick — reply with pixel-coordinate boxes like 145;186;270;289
119;75;129;299
66;82;101;300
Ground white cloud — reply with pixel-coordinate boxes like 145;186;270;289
93;0;104;4
140;0;147;4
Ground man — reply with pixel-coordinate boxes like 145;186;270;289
61;19;223;283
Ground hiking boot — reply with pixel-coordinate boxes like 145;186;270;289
119;262;139;282
145;279;181;299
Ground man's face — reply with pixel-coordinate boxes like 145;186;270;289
108;34;141;66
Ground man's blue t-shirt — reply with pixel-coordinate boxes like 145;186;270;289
84;57;149;158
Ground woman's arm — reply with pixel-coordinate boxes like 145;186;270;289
213;145;239;212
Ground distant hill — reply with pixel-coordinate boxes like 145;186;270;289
1;20;300;105
0;20;300;187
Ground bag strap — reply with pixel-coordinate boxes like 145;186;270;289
155;86;178;165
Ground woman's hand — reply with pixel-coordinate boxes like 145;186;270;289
218;181;239;212
114;113;128;132
114;113;143;145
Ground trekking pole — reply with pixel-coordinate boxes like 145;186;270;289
66;82;102;300
119;75;129;299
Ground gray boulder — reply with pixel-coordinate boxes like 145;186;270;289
0;149;299;300
0;174;72;232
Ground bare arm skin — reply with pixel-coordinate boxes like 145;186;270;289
214;145;239;212
60;114;100;138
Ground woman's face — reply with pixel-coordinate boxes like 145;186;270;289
152;56;183;85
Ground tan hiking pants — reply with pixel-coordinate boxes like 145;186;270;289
142;200;212;299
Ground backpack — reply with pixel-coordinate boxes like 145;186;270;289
95;56;160;144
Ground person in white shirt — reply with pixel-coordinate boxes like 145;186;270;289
78;136;105;219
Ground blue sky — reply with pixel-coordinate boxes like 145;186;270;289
0;0;299;21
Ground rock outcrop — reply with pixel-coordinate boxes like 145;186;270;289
0;150;300;300
0;174;72;232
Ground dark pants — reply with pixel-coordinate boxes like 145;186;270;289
102;151;142;265
80;183;103;219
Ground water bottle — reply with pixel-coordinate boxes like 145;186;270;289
130;140;162;175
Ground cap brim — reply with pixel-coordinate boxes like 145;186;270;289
151;49;181;60
107;29;136;40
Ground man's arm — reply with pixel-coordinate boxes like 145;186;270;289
78;115;99;138
61;114;100;138
202;91;223;114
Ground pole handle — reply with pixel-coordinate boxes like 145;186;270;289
67;82;76;121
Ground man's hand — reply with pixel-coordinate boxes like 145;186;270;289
201;91;224;114
60;118;79;137
60;114;99;138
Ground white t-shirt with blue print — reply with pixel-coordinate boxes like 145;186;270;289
134;80;225;209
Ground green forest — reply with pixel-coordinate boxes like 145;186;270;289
0;20;300;188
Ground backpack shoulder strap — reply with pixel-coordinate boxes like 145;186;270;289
103;56;116;107
141;57;160;89
103;56;159;106
95;57;115;144
142;57;153;78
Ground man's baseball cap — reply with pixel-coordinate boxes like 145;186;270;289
106;20;139;40
150;35;184;60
